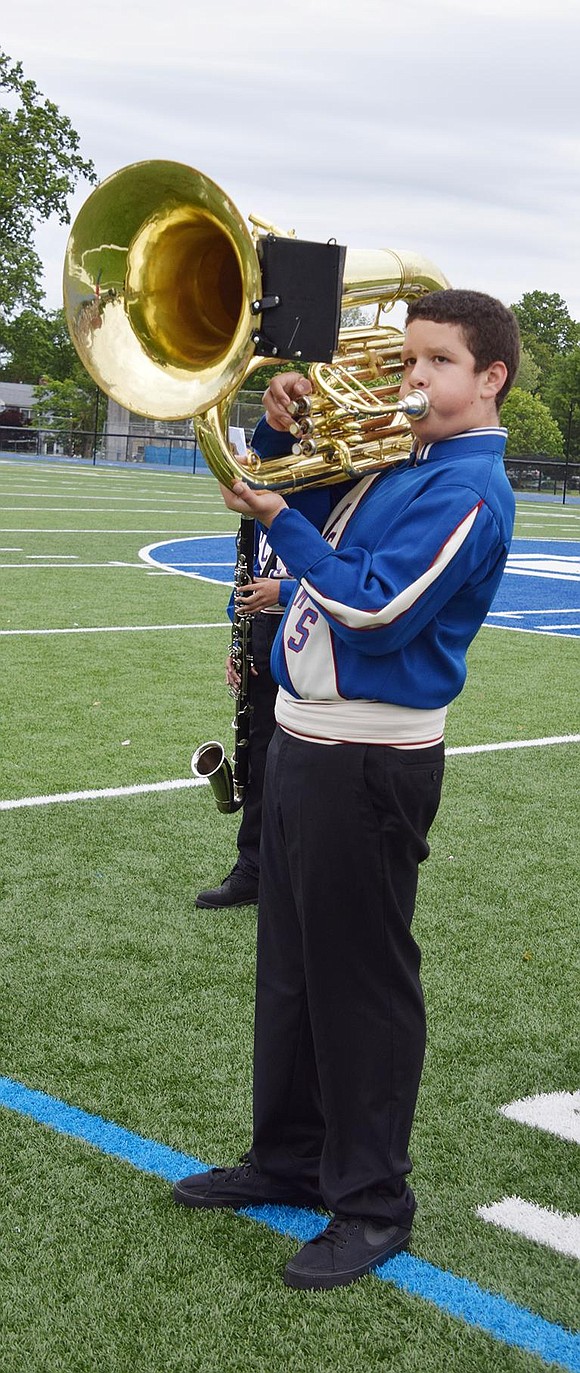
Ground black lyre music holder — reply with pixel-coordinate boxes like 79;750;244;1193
252;236;347;364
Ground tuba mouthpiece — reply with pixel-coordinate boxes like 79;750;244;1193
399;390;430;418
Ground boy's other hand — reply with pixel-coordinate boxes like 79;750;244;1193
236;579;281;614
263;372;312;431
226;652;257;687
225;653;240;690
222;480;287;528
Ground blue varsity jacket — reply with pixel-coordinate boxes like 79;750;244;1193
261;426;515;710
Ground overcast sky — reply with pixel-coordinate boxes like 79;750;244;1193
3;0;580;321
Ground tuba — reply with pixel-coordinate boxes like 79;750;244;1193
63;161;450;813
63;160;449;492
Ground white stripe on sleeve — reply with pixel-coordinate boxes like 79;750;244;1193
301;502;482;632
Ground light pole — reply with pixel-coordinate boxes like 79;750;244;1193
92;387;100;466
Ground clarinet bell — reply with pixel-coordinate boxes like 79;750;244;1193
191;741;243;814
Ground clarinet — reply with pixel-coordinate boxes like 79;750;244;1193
191;516;255;813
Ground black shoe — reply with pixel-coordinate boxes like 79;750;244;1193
195;868;259;909
173;1156;320;1210
283;1214;411;1290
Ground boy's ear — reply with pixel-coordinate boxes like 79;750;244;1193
482;360;508;399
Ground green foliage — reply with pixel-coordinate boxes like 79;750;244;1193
511;290;579;357
510;292;579;396
0;50;95;315
0;305;79;382
340;305;372;328
501;386;564;457
544;347;580;459
242;359;310;393
32;376;104;457
0;300;103;455
514;346;540;394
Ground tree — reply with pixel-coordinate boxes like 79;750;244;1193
340;305;373;328
510;292;579;383
32;376;103;458
0;305;79;381
0;50;95;315
501;386;564;457
515;346;540;395
242;359;310;395
544;348;580;460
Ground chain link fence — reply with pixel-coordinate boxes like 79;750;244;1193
1;411;579;500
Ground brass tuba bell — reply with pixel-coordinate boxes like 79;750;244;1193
63;160;449;492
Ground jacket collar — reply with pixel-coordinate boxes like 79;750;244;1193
412;427;507;465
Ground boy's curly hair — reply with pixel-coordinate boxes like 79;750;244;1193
406;289;520;407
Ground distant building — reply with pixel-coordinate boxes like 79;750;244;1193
0;381;35;420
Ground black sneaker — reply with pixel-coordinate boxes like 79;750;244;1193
195;868;259;909
283;1213;411;1290
173;1156;320;1210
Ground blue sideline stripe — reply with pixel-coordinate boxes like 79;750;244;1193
0;1076;204;1183
1;1075;579;1373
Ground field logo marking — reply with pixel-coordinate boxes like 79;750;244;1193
478;1091;580;1261
505;554;580;582
490;539;580;635
1;1075;579;1373
139;535;236;586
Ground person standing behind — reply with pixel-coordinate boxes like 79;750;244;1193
195;529;294;910
177;289;520;1292
195;409;338;910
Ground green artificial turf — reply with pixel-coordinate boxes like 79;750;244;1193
1;461;578;1373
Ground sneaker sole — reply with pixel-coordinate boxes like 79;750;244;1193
283;1234;410;1290
173;1183;322;1210
173;1184;239;1208
195;896;258;909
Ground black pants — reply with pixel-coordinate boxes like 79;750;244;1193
235;614;280;880
249;727;444;1225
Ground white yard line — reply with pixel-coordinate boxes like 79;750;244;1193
0;462;210;480
491;607;580;616
0;562;234;571
0;778;206;810
3;493;218;504
0;562;156;570
446;733;580;755
501;1090;580;1144
515;508;580;518
0;529;231;534
2;735;578;811
0;622;229;637
484;623;580;639
477;1199;580;1262
2;507;223;514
